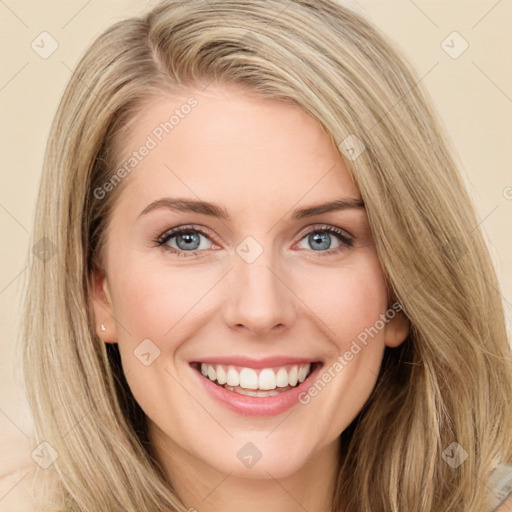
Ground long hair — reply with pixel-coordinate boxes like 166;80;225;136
21;1;512;510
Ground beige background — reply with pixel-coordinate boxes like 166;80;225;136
1;0;511;509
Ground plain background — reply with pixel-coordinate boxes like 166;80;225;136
0;0;511;508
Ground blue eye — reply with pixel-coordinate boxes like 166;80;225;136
154;224;354;258
155;225;216;257
296;225;354;255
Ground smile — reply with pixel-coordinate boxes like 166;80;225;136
197;362;314;396
189;358;323;416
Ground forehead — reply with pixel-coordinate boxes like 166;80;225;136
112;84;361;220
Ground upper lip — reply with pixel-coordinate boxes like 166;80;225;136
189;355;322;369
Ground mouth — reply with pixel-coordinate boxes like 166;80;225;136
189;360;323;398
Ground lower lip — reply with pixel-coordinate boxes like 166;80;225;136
190;363;323;417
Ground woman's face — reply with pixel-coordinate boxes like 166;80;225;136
92;83;408;482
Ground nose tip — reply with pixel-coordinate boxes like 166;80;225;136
222;257;296;337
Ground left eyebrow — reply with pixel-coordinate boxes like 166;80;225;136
291;198;365;219
136;196;365;221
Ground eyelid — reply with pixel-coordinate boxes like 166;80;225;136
156;224;218;245
295;223;354;241
156;223;353;241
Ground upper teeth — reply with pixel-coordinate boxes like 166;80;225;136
200;363;312;390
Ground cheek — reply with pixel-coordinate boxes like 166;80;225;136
296;253;389;349
111;260;211;342
295;254;389;431
108;262;196;423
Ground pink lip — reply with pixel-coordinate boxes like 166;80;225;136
189;361;323;417
189;355;318;369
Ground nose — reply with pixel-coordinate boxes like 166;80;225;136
222;252;297;338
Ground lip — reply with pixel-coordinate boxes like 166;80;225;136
188;355;318;369
189;360;324;417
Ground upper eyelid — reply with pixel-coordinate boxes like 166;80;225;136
158;223;354;245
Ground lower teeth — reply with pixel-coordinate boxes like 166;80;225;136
221;384;294;397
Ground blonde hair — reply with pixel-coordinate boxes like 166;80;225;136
21;0;512;510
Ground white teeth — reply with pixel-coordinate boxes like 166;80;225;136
207;365;216;382
226;367;240;386
197;362;312;391
216;366;227;385
275;367;289;387
288;366;298;386
298;365;309;383
239;368;259;389
258;368;276;390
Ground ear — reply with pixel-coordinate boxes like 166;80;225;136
90;268;118;344
383;304;410;348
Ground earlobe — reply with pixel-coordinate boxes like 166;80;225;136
384;309;410;348
90;268;118;344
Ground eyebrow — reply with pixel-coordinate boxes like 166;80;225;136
137;196;365;221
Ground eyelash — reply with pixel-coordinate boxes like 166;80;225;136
153;224;354;258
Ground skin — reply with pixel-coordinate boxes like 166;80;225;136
91;83;409;512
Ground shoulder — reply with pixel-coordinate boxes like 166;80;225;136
0;415;61;511
495;494;512;512
490;463;512;511
0;437;37;511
